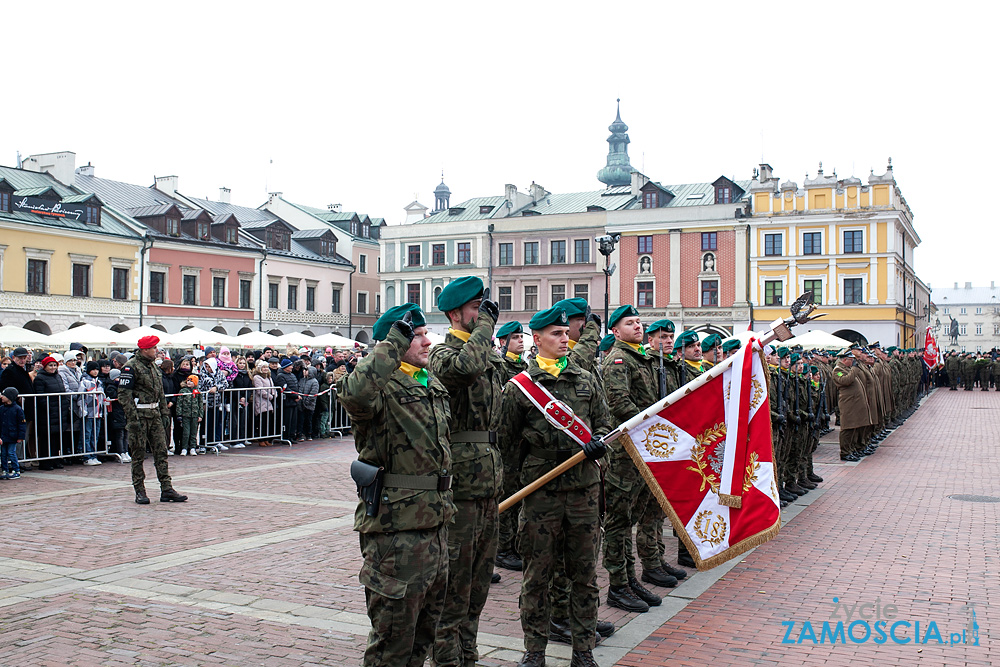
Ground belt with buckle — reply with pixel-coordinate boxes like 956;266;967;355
451;430;497;444
383;473;453;492
135;402;159;409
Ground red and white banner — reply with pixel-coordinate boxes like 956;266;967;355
923;326;940;369
618;340;781;569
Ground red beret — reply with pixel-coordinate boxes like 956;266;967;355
137;335;160;350
41;356;57;366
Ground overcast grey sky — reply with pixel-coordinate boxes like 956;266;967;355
4;2;996;291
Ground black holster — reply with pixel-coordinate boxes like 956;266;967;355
350;460;384;517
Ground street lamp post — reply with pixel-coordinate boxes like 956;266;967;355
597;233;620;335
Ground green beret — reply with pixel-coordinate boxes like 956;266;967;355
529;306;569;331
790;353;802;364
701;334;722;352
496;321;523;339
437;276;484;312
721;338;742;353
373;303;426;341
646;319;675;334
886;346;897;353
608;304;639;328
777;347;790;358
553;298;588;318
673;330;700;350
809;365;819;374
599;334;616;352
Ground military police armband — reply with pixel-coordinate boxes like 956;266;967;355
118;368;134;389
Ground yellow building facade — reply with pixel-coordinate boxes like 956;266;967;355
748;161;929;348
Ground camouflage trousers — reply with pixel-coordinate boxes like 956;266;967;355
634;486;666;570
128;416;172;492
433;498;498;667
360;527;449;667
518;484;600;652
603;481;660;585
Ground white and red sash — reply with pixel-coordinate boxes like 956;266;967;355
509;371;593;448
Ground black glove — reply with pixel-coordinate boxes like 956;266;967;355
584;304;602;329
478;288;499;322
583;436;607;461
392;310;415;343
776;414;787;425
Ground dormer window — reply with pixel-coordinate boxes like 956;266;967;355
362;223;370;238
480;205;495;215
85;204;101;225
267;227;290;251
1;191;10;212
351;220;359;236
643;192;658;208
166;217;180;236
197;221;210;240
716;186;731;204
320;238;336;256
226;226;238;244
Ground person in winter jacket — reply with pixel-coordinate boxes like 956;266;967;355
103;369;131;463
273;359;301;443
32;357;69;470
199;357;229;450
252;360;277;446
176;375;203;456
298;366;319;441
228;356;253;448
0;387;27;478
59;350;87;458
78;361;104;465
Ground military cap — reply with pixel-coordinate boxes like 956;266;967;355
836;348;853;358
372;303;427;341
553;298;588;318
437;276;484;312
870;341;881;349
645;319;675;334
608;304;640;328
777;347;791;358
790;353;801;364
599;334;616;352
673;329;700;350
701;334;722;352
137;335;160;350
886;346;897;353
721;338;742;354
809;365;819;374
496;321;523;339
529;305;569;330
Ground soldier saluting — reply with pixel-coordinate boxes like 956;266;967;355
118;335;187;505
338;303;454;667
498;305;610;667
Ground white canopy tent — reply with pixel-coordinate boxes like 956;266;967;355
0;324;54;347
233;331;283;349
310;332;368;350
47;324;125;347
162;327;243;349
781;330;852;350
272;332;322;349
721;330;758;346
115;326;174;348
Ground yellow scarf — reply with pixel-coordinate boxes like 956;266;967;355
506;351;522;363
399;362;429;386
536;355;568;377
449;328;471;342
624;341;646;356
567;339;577;350
685;359;704;373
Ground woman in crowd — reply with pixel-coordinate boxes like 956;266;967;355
252;359;277;446
171;356;194;451
228;355;253;448
160;357;179;453
199;357;229;451
58;350;86;461
32;356;68;471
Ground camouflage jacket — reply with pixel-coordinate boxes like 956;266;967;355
601;341;658;489
568;320;602;373
500;352;528;383
646;348;682;399
176;387;203;419
497;358;611;492
427;312;503;501
337;327;455;533
118;353;169;424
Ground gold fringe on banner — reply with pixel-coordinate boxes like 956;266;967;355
718;493;742;508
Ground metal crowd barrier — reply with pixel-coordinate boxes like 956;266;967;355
161;385;290;453
15;390;110;464
326;394;352;438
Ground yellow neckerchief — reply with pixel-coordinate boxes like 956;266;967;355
506;351;522;363
536;355;568;377
768;363;779;370
399;362;429;387
624;341;647;356
567;339;577;350
685;359;704;372
449;328;471;342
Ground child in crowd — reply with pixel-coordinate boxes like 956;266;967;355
177;375;203;456
104;369;131;463
0;387;26;479
79;361;104;466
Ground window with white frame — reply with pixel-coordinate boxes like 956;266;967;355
843;278;863;304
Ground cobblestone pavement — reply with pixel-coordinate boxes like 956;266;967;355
0;389;988;666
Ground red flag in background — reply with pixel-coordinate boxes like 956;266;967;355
923;326;939;369
618;340;780;569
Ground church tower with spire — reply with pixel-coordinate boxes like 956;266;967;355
597;99;633;187
433;171;451;213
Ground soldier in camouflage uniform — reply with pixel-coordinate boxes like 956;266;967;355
118;336;186;505
496;320;528;572
337;303;455;667
497;305;610;667
700;334;723;370
602;307;675;616
945;351;960;390
429;277;504;667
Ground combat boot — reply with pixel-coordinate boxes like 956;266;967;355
660;561;688;580
548;618;572;644
160;488;188;502
797;478;817;490
807;472;824;483
629;577;662;607
778;487;797;502
641;566;678;588
495;550;523;571
516;651;546;667
784;481;806;496
607;584;649;613
570;649;599;667
135;488;150;505
677;543;696;568
491;572;501;584
596;620;615;637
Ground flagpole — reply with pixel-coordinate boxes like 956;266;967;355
498;302;824;514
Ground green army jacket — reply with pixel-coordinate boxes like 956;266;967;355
427;312;504;501
497;358;611;492
118;353;169;424
568;320;601;373
176;387;203;419
601;340;657;490
337;327;455;534
646;347;682;399
501;352;529;382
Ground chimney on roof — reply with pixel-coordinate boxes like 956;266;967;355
328;203;342;212
267;192;283;204
966;282;972;289
76;162;94;178
529;182;546;204
630;171;650;198
23;151;76;186
154;175;179;196
219;187;231;204
758;163;774;182
954;282;958;289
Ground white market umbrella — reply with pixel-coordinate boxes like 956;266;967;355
48;324;123;347
273;332;321;349
0;324;54;347
233;331;283;349
162;327;242;349
782;330;852;350
116;326;174;348
310;332;368;350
